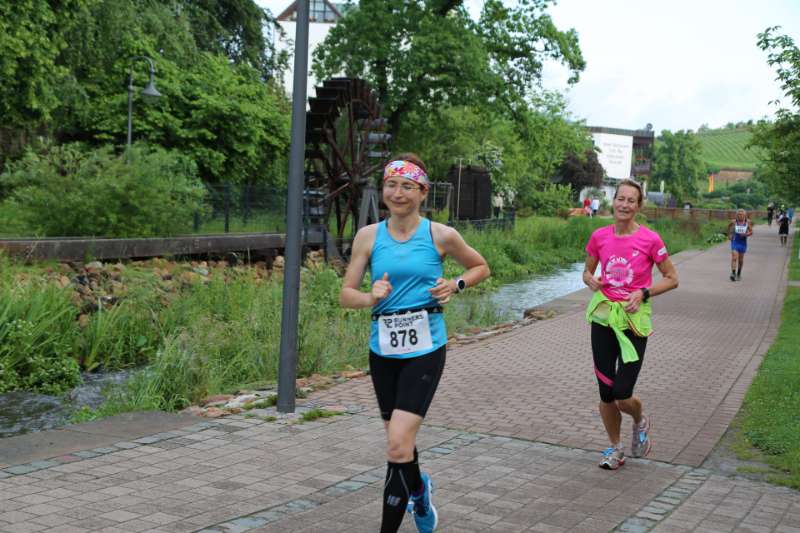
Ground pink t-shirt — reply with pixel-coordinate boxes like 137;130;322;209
585;225;669;302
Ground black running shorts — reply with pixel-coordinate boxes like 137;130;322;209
369;345;446;421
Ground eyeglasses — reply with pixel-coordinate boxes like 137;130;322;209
383;181;421;192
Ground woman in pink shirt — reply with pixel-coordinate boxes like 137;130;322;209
582;179;679;469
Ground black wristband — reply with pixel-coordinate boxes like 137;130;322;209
641;287;650;302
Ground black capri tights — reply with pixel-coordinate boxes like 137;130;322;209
591;322;647;403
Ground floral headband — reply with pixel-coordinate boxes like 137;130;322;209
383;160;430;190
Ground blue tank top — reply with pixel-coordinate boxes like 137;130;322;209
369;218;447;358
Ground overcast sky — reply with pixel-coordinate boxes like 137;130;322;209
259;0;800;133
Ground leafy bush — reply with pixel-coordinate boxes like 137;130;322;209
519;183;573;216
0;143;206;237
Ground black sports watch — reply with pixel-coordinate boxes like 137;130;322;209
455;277;466;293
641;287;650;302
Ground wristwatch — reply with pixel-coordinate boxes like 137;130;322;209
641;287;650;302
455;277;467;293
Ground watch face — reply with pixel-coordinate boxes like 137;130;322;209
457;279;466;291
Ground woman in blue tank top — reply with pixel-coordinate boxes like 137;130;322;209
340;154;490;533
727;209;752;281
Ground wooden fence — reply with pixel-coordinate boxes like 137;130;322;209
642;207;768;222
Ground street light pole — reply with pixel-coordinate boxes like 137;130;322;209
127;55;162;149
277;0;310;413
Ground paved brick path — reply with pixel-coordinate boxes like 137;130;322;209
310;224;790;467
2;415;798;532
0;225;797;532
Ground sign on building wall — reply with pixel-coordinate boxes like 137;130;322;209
592;132;633;180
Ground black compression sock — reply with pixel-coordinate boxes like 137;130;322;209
381;460;421;533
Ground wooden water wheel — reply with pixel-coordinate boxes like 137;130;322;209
305;77;391;256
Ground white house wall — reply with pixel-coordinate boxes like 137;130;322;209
275;20;338;99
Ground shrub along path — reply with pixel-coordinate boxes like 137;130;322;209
0;225;797;532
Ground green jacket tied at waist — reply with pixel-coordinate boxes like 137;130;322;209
585;290;653;363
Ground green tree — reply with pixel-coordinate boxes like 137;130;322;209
652;130;704;200
0;0;92;165
750;27;800;203
394;106;526;199
180;0;289;79
394;93;591;204
53;0;291;185
1;0;291;186
312;0;584;135
513;94;593;193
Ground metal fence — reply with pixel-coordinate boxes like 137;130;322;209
194;184;287;234
422;182;453;213
448;209;516;232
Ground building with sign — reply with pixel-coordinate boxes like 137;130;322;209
585;126;655;202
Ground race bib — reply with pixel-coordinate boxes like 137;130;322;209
378;310;433;355
735;223;748;235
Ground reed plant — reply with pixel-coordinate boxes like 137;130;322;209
0;282;80;393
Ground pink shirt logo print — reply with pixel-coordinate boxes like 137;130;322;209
605;256;634;288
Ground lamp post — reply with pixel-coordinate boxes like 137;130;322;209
277;0;310;413
127;56;162;148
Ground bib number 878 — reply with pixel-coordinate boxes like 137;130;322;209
390;329;418;348
378;310;433;355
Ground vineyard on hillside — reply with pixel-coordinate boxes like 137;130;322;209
697;128;763;170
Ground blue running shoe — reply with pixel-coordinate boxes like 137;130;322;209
408;472;438;532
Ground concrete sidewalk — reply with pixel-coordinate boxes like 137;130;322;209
0;225;797;532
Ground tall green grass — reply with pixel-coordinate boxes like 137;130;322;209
0;282;80;394
91;262;512;415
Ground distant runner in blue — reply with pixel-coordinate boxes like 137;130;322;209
728;209;753;281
